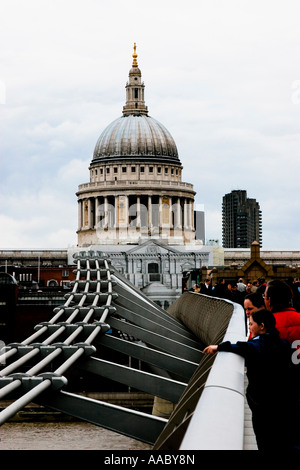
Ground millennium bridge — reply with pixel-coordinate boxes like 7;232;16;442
0;251;255;450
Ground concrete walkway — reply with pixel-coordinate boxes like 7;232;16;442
243;375;257;450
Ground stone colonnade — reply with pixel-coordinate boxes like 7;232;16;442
78;194;194;233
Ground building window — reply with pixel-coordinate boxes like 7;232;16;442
148;262;160;281
140;166;144;173
149;167;153;173
114;167;118;173
106;167;110;174
165;167;168;174
131;166;136;172
61;281;71;288
122;167;127;173
157;167;161;174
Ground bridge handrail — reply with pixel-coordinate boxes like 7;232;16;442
180;301;246;450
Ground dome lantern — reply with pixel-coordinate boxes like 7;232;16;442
122;43;148;117
92;44;181;166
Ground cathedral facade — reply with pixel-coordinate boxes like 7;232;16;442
74;45;219;305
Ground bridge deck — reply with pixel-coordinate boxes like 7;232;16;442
243;375;257;450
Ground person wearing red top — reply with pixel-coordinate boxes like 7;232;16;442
264;279;300;344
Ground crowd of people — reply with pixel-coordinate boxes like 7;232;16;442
199;277;300;451
190;276;300;312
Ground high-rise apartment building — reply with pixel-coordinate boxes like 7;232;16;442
222;190;262;248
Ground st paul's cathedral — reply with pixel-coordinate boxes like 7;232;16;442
69;44;223;307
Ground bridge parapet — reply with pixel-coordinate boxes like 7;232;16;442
180;301;246;450
153;293;246;450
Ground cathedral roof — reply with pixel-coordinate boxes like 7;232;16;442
91;44;181;167
92;114;179;165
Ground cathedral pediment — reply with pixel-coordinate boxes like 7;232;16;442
125;239;179;256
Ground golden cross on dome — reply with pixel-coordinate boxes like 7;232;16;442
132;43;138;67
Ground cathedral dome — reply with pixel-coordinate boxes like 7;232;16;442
92;114;180;165
91;43;181;167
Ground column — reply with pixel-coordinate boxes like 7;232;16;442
104;196;108;228
159;196;163;229
78;200;82;230
186;199;190;229
136;196;141;228
190;199;194;230
83;199;89;228
88;198;93;229
183;198;187;231
118;195;129;227
176;197;182;228
148;195;152;229
115;196;119;228
94;197;99;228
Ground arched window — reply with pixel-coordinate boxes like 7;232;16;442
148;262;159;274
148;262;160;281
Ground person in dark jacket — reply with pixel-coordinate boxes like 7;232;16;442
213;278;226;298
203;308;298;450
200;278;213;296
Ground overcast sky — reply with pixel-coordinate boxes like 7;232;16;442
1;0;300;251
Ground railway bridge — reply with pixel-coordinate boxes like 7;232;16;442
0;251;254;450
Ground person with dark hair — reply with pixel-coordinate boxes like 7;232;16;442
203;309;297;450
293;278;300;312
224;282;245;305
251;280;259;292
244;292;265;317
244;292;265;338
264;279;300;343
213;278;226;298
200;278;212;296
